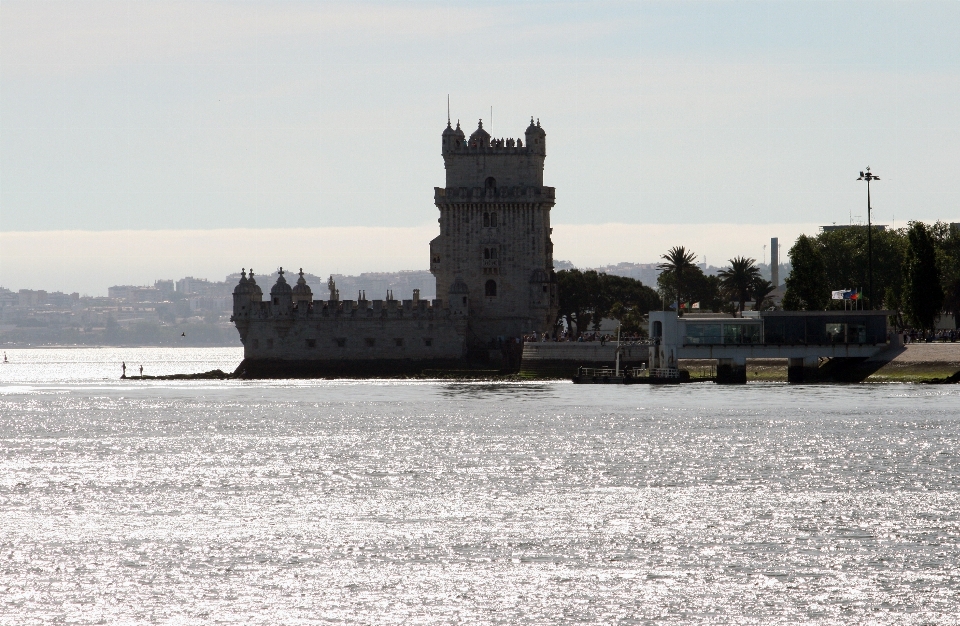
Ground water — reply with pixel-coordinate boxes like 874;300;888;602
2;348;960;624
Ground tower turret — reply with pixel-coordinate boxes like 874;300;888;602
232;268;251;318
270;268;293;316
292;268;312;308
247;269;263;306
442;120;459;155
468;119;491;149
524;117;546;156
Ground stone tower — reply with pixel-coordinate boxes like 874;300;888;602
430;116;558;346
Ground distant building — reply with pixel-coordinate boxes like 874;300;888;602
154;280;175;298
108;285;163;303
18;289;47;307
176;277;211;296
0;288;18;308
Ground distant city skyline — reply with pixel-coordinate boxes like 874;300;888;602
0;222;811;296
2;1;958;292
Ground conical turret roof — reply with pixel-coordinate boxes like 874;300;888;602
270;268;292;296
468;119;490;147
292;268;312;299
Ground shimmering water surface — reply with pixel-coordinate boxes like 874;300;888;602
2;348;960;624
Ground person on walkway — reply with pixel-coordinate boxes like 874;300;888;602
139;365;143;377
122;362;126;377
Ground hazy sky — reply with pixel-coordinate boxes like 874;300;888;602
2;1;959;293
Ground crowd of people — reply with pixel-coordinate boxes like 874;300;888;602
902;328;959;343
522;330;646;344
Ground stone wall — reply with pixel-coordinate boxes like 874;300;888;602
520;342;650;378
234;298;466;362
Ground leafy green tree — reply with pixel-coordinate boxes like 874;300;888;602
609;302;648;338
932;221;960;329
817;226;906;310
657;266;722;312
718;256;761;313
592;273;660;329
556;269;658;337
751;277;776;311
556;269;593;337
783;235;829;310
902;221;944;332
657;246;698;315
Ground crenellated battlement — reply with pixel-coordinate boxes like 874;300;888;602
446;137;532;154
231;269;467;363
235;296;450;321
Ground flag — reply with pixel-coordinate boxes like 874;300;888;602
679;302;687;310
850;290;859;301
692;302;700;309
831;290;846;300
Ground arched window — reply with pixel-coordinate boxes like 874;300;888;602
485;177;496;189
483;248;490;259
490;212;498;227
490;247;498;259
483;212;490;227
485;280;497;297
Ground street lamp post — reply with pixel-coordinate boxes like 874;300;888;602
857;167;880;309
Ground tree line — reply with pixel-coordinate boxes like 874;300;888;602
783;221;960;331
555;247;778;337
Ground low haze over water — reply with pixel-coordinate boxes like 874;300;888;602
2;348;960;623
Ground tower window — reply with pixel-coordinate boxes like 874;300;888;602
485;177;496;189
485;280;497;297
490;212;498;227
484;248;490;260
483;212;490;227
394;338;404;347
365;338;376;347
490;247;498;259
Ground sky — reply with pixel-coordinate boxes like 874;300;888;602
2;1;959;294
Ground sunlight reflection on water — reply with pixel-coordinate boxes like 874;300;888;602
1;349;960;624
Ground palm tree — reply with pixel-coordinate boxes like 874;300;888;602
658;246;698;314
751;277;776;311
718;256;761;313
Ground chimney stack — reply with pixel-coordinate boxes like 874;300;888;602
770;237;779;286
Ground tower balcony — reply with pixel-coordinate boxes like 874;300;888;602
434;186;555;205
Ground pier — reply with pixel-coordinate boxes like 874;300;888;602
649;310;893;383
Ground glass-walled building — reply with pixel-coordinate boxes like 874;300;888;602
677;311;889;347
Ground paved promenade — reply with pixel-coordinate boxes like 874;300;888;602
866;342;960;365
